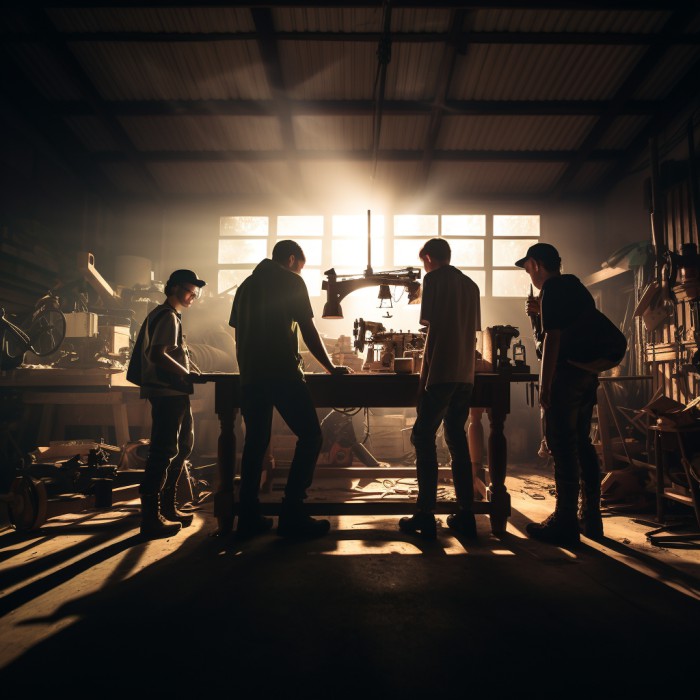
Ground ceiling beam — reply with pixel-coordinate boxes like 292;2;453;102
594;53;700;196
250;6;304;197
49;98;665;118
0;47;116;199
5;30;698;46
34;2;696;11
6;7;163;200
550;7;700;199
96;149;624;163
421;9;473;184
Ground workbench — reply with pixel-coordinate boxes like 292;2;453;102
1;367;140;447
204;371;537;536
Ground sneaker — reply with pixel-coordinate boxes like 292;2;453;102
277;511;330;539
526;512;580;548
236;514;274;540
446;509;477;538
398;512;437;540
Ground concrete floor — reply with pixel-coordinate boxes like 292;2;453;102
1;462;699;695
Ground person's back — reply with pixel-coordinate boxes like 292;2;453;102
540;273;595;368
228;240;347;541
230;258;312;384
400;238;482;540
421;264;480;388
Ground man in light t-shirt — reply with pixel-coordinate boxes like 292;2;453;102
399;238;481;540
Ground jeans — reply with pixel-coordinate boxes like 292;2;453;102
140;395;194;496
411;382;474;512
544;366;600;511
240;380;323;505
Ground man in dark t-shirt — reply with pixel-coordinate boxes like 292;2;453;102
518;243;604;547
229;239;349;539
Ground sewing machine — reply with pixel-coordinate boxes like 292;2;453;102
352;318;425;372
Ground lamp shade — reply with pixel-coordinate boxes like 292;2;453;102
322;299;343;319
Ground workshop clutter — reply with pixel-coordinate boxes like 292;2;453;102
642;394;700;428
367;413;411;460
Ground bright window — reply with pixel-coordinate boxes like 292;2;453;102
218;213;540;300
494;215;540;237
277;215;323;237
492;215;540;296
332;214;385;269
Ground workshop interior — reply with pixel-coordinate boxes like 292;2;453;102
1;2;700;689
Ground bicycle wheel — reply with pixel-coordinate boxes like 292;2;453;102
28;308;66;356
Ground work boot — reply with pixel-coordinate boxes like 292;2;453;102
526;509;580;548
578;489;604;541
140;494;182;539
160;487;194;527
398;511;437;540
277;500;330;539
236;503;274;540
446;508;477;538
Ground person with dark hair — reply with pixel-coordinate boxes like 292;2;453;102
399;237;481;539
517;242;604;546
229;239;350;540
134;269;207;538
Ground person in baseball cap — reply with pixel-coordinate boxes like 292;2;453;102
514;242;561;270
165;269;206;290
131;267;206;538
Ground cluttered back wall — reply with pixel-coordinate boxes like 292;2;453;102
649;151;700;404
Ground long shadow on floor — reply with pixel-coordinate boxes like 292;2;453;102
2;509;697;695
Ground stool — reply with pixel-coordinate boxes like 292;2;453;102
648;425;700;546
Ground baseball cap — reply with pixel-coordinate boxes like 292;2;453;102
167;269;206;288
515;243;561;269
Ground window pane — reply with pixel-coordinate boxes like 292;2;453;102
218;269;253;296
333;214;385;237
459;269;485;297
220;216;268;237
492;270;531;297
218;239;267;264
493;239;538;267
493;215;540;237
447;239;484;267
278;215;323;237
442;215;485;237
332;238;384;268
394;239;424;267
394;214;438;236
300;268;322;297
274;238;322;266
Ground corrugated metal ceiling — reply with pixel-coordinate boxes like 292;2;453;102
2;2;699;203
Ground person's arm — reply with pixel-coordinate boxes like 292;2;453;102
149;344;190;377
539;329;560;410
298;318;349;374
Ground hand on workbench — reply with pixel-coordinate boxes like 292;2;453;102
188;371;208;384
330;365;352;375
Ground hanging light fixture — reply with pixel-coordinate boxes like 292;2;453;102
377;284;392;309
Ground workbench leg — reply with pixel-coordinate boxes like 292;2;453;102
37;405;55;445
213;408;237;536
113;402;130;447
486;409;510;535
467;407;488;501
